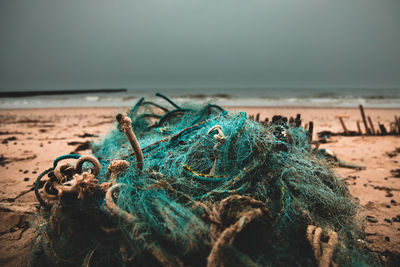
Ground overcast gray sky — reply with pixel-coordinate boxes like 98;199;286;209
0;0;399;91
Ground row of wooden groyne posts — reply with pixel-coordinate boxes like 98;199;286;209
249;104;400;139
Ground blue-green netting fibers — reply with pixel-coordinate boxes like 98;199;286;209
31;94;379;266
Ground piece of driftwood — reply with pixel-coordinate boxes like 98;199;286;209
317;148;366;170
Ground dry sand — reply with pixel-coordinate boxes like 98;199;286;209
0;106;399;265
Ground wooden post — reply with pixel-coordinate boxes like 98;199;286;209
335;115;349;135
272;115;281;123
395;116;400;134
390;122;396;134
295;114;301;127
356;120;362;135
359;105;370;135
255;113;260;122
308;121;314;141
379;123;388;135
367;116;376;135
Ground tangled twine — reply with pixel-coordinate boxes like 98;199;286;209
32;94;375;267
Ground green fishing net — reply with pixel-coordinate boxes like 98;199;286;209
31;94;378;266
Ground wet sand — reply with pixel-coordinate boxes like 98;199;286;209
0;106;399;265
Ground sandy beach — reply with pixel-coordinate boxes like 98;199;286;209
0;106;399;265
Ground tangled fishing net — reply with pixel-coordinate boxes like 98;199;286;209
32;94;377;266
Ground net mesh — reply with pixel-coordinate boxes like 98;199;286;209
31;94;378;266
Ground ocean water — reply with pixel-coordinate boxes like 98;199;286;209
0;88;399;109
